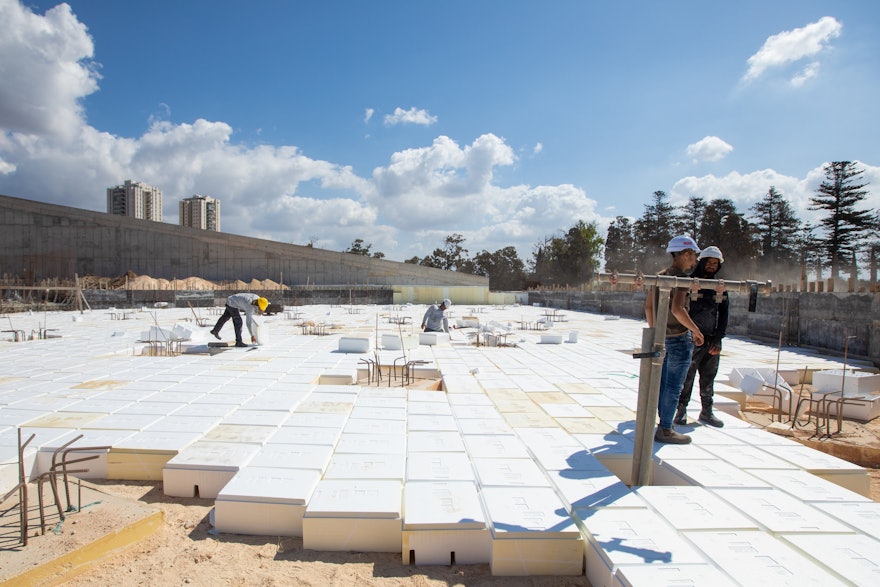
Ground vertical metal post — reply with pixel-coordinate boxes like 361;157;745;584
631;287;671;486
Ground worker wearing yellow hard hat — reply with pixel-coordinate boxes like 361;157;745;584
210;293;269;347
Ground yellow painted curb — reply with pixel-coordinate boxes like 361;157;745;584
2;510;164;587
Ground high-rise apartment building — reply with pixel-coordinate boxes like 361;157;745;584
106;180;163;222
179;194;221;231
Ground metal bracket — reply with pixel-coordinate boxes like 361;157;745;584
632;350;662;359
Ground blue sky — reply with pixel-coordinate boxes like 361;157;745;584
1;0;878;265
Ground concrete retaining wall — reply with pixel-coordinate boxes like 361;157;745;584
0;194;488;288
528;290;880;365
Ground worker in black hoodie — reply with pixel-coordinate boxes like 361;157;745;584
674;246;729;427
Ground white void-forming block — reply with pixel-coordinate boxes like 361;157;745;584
463;434;530;459
34;428;135;479
407;414;457;432
407;430;466;453
163;441;261;498
575;508;707;587
406;452;475;481
481;486;584;576
547;469;644;511
539;334;563;344
381;334;402;350
419;332;449;346
759;468;872;503
249;443;334;472
107;430;202;480
655;458;769;489
303;479;402;552
812;369;880;394
614;564;738;587
473;457;552;488
213;466;321;536
684;530;847;586
700;444;798;470
813;501;880;540
402;481;490;565
783;533;880;586
769;444;870;497
323;452;405;481
201;423;277;445
334;432;405;455
458;418;514;435
634;486;760;531
338;337;370;353
317;371;356;385
712;488;853;535
269;425;341;446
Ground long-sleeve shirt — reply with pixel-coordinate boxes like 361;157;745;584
421;304;448;332
227;293;260;337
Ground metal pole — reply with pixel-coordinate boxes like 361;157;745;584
631;287;670;486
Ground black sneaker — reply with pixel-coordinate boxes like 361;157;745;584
673;406;687;426
209;330;221;340
234;341;248;348
699;411;724;427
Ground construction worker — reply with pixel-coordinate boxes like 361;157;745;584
645;235;705;444
675;246;729;427
421;299;451;333
210;293;269;347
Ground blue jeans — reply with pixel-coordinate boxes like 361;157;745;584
658;333;694;429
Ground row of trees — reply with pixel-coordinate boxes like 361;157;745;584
346;161;876;289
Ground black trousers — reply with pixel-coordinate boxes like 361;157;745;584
678;343;720;411
212;304;244;344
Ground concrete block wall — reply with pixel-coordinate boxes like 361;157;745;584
528;290;879;365
0;194;488;289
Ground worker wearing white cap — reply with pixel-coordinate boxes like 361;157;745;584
421;299;451;333
645;235;705;444
210;293;268;347
675;245;728;427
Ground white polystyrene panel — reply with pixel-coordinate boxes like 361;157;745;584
712;488;853;534
323;452;405;481
473;457;552;488
406;452;474;481
634;486;760;531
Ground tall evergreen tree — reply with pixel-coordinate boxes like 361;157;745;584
531;220;603;286
750;187;801;280
472;247;526;290
634;191;677;271
604;216;638;272
675;196;705;243
700;198;758;277
809;161;873;281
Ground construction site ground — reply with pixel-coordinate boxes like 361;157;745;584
1;303;878;586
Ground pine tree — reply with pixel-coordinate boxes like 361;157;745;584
634;191;677;272
604;216;638;273
700;198;758;278
675;196;705;243
809;161;873;281
750;187;801;280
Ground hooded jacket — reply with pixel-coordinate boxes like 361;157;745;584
687;258;729;346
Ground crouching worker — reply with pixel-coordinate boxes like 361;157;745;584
421;299;451;333
210;293;269;347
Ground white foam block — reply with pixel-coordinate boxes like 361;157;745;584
615;563;739;587
759;468;872;503
303;479;402;552
473;457;552;488
684;530;847;586
576;508;707;587
334;432;405;455
482;486;583;576
782;533;880;586
323;452;405;481
768;444;870;497
656;458;770;489
419;332;449;346
548;469;644;511
269;425;341;445
163;441;261;498
812;501;880;539
406;452;475;481
407;430;466;453
213;466;321;536
712;487;853;534
634;486;760;531
463;434;530;458
402;481;490;565
338;337;370;353
249;443;334;472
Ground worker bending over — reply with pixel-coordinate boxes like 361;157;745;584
421;299;451;333
210;293;269;347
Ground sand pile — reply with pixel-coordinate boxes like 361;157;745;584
79;272;288;290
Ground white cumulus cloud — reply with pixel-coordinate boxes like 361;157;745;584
383;107;438;126
685;136;734;163
743;16;842;84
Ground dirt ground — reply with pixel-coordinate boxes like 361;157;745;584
3;403;879;587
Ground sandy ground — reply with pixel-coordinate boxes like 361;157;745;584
3;403;878;586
